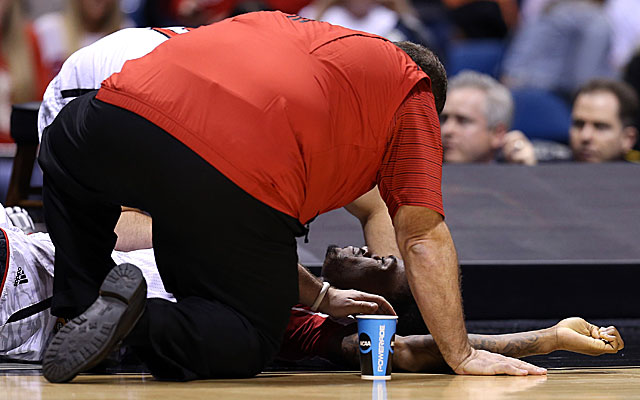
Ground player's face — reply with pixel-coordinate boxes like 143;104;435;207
440;87;497;163
570;91;631;162
321;246;409;302
325;245;399;269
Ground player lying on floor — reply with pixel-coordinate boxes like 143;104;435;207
280;310;623;373
279;245;623;372
0;206;391;362
0;208;623;374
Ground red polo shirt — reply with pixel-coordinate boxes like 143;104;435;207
97;11;443;223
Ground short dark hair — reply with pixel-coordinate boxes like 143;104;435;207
393;41;447;114
575;79;640;128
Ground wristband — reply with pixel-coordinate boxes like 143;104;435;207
310;281;331;312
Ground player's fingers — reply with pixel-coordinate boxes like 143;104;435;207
614;329;625;350
574;332;616;354
374;301;396;316
373;297;396;316
511;359;547;375
351;301;379;315
588;323;601;339
601;327;624;350
599;328;615;341
601;340;620;354
356;293;396;316
600;326;616;336
494;362;529;376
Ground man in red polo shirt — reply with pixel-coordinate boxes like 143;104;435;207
39;11;544;382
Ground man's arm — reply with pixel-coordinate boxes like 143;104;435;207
393;205;545;375
297;264;395;317
338;317;623;372
114;207;152;251
393;205;471;370
344;187;400;257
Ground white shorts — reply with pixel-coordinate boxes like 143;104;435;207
0;212;173;361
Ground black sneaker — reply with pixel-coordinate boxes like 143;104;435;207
42;263;147;383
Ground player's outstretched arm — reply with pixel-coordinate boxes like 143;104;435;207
389;317;623;373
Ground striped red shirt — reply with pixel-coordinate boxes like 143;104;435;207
378;81;444;218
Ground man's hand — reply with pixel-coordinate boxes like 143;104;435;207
502;130;537;165
454;349;547;376
317;287;396;318
555;317;624;356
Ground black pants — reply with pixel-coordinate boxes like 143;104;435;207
38;92;304;380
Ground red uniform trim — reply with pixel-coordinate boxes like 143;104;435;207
0;228;11;295
151;27;193;38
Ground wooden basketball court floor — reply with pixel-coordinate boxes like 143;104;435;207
0;367;639;400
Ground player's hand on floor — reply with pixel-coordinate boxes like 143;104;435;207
555;317;624;355
454;349;547;376
318;287;396;318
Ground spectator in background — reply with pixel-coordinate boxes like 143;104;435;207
517;0;549;24
501;0;613;98
123;0;177;27
442;0;518;39
173;0;436;47
569;79;638;163
299;0;435;48
171;0;238;25
33;0;133;79
606;0;640;73
441;70;546;165
171;0;315;26
624;50;640;112
0;0;48;143
520;0;640;74
623;48;640;159
504;79;639;164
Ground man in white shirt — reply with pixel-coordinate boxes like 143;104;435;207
38;26;192;141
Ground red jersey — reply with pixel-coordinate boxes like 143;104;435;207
97;11;441;223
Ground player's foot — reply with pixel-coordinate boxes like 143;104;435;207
42;263;147;383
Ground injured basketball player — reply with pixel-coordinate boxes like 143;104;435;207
279;245;623;372
0;209;623;373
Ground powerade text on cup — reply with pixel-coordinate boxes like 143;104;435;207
355;315;397;380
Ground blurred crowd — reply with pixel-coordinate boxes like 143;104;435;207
1;0;639;163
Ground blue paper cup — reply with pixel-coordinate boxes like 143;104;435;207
355;315;398;380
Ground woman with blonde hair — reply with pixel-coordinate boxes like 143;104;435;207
0;0;48;143
34;0;132;79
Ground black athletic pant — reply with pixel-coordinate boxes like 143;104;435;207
38;92;304;380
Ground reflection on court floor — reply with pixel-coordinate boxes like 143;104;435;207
0;368;639;400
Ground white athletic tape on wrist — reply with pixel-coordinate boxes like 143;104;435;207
310;281;331;312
